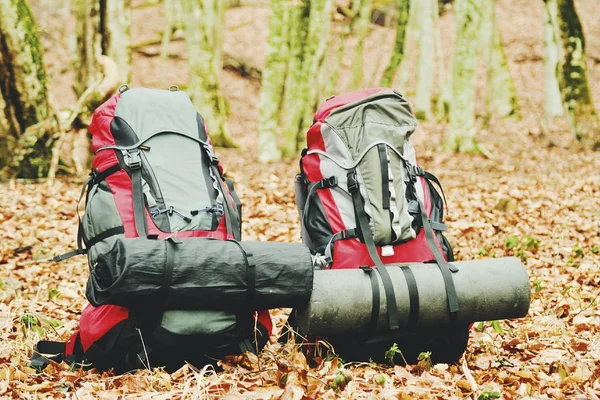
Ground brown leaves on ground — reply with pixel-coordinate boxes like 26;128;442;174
1;0;600;398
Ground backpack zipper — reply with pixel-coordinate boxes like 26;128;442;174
151;206;192;223
190;204;224;216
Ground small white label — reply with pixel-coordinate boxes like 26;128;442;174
381;245;395;257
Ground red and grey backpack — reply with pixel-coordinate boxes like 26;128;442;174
33;86;272;372
295;88;459;333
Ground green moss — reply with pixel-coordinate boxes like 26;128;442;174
12;0;49;126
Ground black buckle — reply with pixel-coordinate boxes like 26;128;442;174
347;171;358;193
323;176;338;188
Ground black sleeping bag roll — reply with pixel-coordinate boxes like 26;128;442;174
87;237;314;310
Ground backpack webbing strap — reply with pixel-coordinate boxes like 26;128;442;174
301;176;338;231
360;266;380;335
54;178;92;262
84;226;126;248
228;240;256;307
347;170;400;332
409;165;448;210
417;195;460;314
323;228;357;264
400;266;420;327
377;144;390;210
127;149;149;238
224;178;243;227
31;335;83;371
159;238;177;300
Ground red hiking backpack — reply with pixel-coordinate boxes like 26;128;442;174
295;88;459;333
33;87;272;372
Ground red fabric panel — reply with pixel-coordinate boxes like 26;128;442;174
89;92;121;151
313;88;387;122
79;304;129;352
64;331;79;356
255;310;273;336
303;122;345;232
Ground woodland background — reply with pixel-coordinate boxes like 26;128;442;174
0;0;600;398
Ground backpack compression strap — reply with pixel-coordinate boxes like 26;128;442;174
347;170;400;332
408;166;460;315
124;148;149;238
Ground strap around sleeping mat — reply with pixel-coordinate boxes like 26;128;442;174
347;169;400;332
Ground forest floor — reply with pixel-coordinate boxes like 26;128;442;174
1;0;600;398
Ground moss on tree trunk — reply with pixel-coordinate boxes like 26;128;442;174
446;0;482;153
551;0;599;149
543;0;564;118
257;0;288;163
482;0;520;119
414;0;434;120
350;0;372;90
0;0;54;177
182;0;235;148
380;0;410;88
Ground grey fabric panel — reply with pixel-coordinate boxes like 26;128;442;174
143;136;213;231
389;150;416;242
82;181;123;242
357;146;390;243
324;90;418;246
114;88;200;141
86;238;314;310
160;310;238;336
325;91;417;160
320;124;355;230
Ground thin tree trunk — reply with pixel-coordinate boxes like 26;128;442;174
0;0;55;178
380;0;410;88
350;0;372;90
550;0;598;149
326;0;361;95
446;0;483;153
182;0;235;147
433;0;450;121
101;0;132;84
280;1;310;156
414;0;434;120
543;0;563;118
257;0;288;163
300;0;333;137
73;0;102;96
482;0;520;119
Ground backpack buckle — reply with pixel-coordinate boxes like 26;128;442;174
321;176;338;188
125;149;142;170
202;144;219;165
347;171;359;193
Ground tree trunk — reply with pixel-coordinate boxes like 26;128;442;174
550;0;598;149
100;0;132;84
300;0;333;137
182;0;235;147
380;0;410;88
542;0;563;118
73;0;102;97
350;0;372;90
446;0;483;153
414;0;434;120
482;0;519;119
433;0;450;121
326;0;361;95
0;0;55;178
257;0;288;163
280;1;310;157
